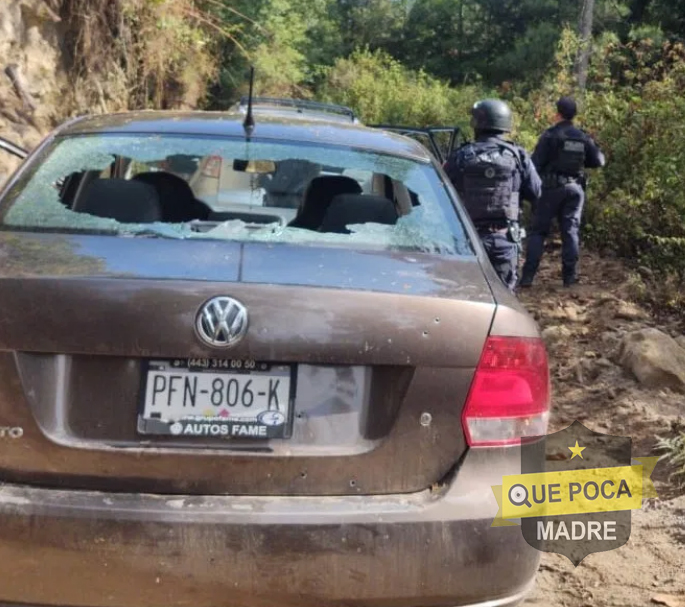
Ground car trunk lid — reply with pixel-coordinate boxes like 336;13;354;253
0;232;494;495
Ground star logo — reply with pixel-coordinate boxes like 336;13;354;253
568;440;586;460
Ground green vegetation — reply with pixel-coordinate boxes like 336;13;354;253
318;49;489;127
656;430;685;485
59;0;685;310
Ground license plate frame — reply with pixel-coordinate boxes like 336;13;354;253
137;358;296;440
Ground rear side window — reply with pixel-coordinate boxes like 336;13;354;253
0;133;473;256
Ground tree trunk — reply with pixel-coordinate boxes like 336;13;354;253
628;0;652;24
575;0;595;90
457;0;464;61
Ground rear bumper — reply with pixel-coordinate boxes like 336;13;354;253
0;449;540;607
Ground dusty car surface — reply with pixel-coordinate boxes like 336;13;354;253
0;101;550;607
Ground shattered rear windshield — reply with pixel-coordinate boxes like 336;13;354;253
0;133;472;255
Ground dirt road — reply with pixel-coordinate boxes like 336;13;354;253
517;248;685;606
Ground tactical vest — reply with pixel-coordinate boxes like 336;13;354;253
455;141;521;223
548;129;586;176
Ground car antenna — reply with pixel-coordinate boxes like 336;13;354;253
243;66;255;138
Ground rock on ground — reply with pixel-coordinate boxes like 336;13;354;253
541;325;573;344
615;299;650;321
617;328;685;394
676;335;685;351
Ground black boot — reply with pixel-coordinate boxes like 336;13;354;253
518;272;534;288
562;262;578;288
562;274;578;288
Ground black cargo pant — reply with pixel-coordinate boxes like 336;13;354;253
521;181;584;285
479;227;519;292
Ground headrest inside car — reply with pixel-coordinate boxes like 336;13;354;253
132;171;210;222
289;175;363;230
76;178;163;223
319;193;398;234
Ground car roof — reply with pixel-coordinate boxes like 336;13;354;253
53;110;434;163
232;97;359;124
236;106;357;124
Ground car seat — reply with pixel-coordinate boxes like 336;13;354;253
318;193;398;234
75;178;162;223
289;175;363;230
132;171;211;222
261;159;322;209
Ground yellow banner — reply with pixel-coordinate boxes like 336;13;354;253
491;457;659;525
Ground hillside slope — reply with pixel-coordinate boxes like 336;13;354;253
0;0;66;180
0;0;215;184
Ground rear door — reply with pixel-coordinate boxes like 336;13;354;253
369;126;464;163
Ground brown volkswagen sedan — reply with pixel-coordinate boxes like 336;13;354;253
0;104;550;607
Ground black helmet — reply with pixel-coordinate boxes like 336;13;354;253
471;99;512;133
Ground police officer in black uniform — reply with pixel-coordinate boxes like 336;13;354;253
519;96;605;288
444;99;541;291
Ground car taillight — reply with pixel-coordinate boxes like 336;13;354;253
201;155;222;178
462;336;550;447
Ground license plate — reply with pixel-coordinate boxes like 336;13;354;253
138;358;295;439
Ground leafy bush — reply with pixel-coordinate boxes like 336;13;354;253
581;41;685;303
317;48;491;129
656;431;685;486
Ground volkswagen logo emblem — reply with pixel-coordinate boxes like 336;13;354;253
196;296;249;347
